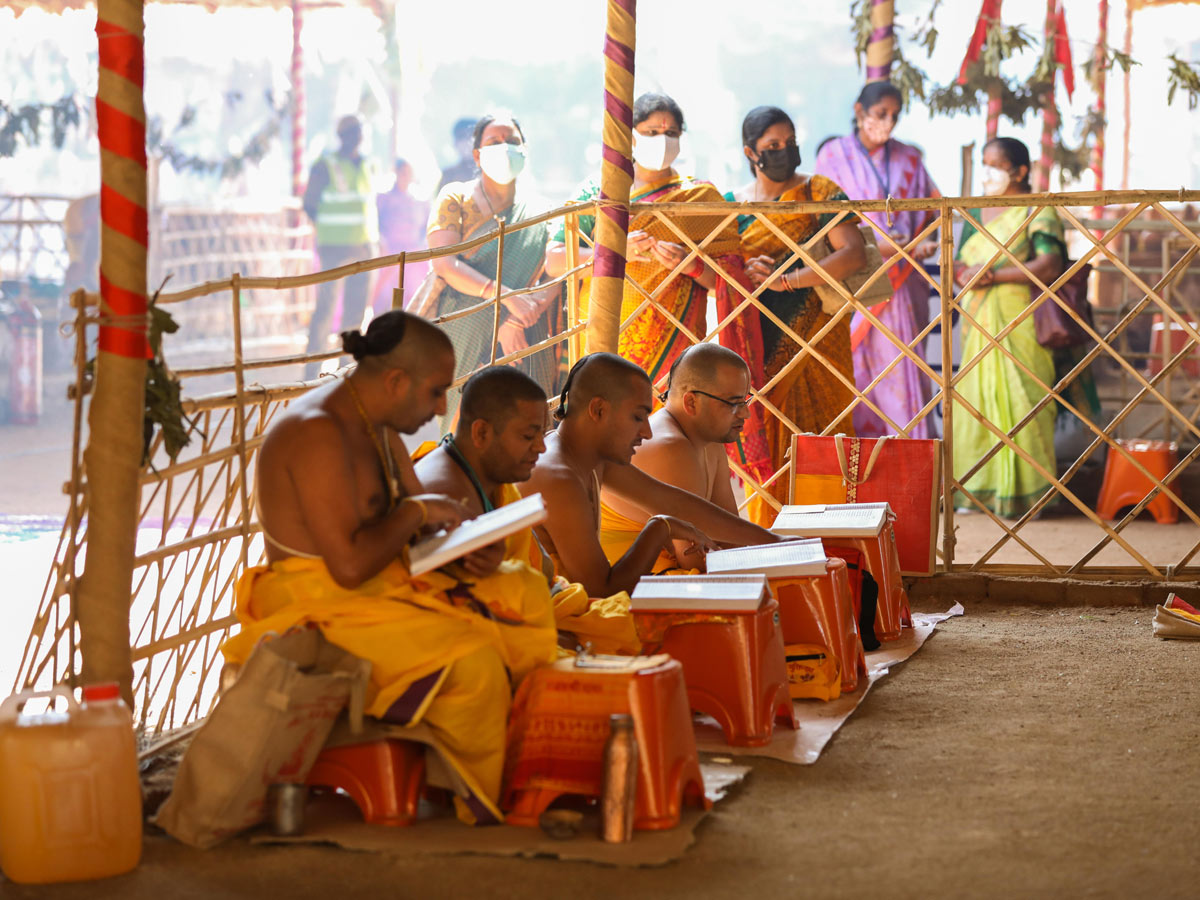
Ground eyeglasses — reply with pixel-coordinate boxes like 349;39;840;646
689;389;752;412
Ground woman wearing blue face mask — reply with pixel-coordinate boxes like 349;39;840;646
417;113;562;427
546;92;741;386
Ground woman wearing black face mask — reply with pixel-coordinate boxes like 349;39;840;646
721;105;867;526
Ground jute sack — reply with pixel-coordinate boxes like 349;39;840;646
153;628;370;848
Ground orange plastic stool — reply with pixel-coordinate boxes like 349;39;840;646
771;558;867;695
827;524;912;641
1096;439;1180;525
306;738;425;826
502;656;709;830
633;598;797;747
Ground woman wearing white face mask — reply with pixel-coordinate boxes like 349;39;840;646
546;92;740;385
951;137;1098;517
814;82;940;441
419;113;562;427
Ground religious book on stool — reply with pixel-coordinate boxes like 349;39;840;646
704;539;828;578
770;502;894;538
407;492;547;576
630;573;770;613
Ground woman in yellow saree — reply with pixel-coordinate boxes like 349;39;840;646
723;106;867;526
546;93;742;385
953;137;1071;518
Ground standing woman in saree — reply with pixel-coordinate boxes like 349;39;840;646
417;113;562;428
814;82;939;439
724;106;867;526
545;92;741;386
953;137;1096;518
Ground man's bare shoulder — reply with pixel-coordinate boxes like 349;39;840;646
414;445;462;492
527;448;586;497
263;393;345;459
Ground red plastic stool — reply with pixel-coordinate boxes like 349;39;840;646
1147;314;1200;377
828;523;912;641
770;558;867;697
1096;439;1180;524
306;738;425;826
502;656;709;830
633;597;797;747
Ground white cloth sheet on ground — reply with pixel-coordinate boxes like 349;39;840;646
694;603;965;764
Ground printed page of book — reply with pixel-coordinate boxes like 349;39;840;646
408;493;547;576
771;502;891;538
631;574;769;612
705;539;827;577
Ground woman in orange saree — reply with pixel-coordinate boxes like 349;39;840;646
723;106;867;526
546;93;743;386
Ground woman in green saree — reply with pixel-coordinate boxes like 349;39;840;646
419;113;561;427
954;137;1099;518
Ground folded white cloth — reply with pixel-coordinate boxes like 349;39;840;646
1152;604;1200;640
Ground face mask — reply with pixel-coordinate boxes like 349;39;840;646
981;164;1011;196
632;133;681;171
859;114;894;146
478;143;526;185
754;145;801;182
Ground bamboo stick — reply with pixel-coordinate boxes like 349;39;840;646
939;201;956;570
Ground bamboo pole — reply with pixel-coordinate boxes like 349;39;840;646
939;201;955;571
489;220;505;364
865;0;895;82
290;0;305;198
392;251;405;310
1121;3;1133;190
77;0;150;706
1090;0;1109;217
587;0;636;354
564;213;582;364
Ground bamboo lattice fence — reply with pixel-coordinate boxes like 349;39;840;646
13;188;1200;735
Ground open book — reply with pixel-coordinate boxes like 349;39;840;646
631;574;770;613
771;502;893;539
704;539;828;578
408;493;547;576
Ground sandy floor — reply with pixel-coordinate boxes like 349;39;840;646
5;600;1199;899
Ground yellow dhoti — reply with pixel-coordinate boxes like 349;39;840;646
221;556;556;824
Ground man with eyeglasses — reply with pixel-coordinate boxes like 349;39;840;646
599;343;757;570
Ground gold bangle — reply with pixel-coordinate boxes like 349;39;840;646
480;279;494;298
649;514;672;540
402;496;428;528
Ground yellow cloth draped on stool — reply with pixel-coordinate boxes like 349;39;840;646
410;441;640;655
221;556;556;825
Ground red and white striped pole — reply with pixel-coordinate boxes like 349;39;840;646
79;0;150;705
1034;0;1058;192
586;0;636;354
290;0;305;197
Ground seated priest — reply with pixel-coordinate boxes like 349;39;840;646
522;352;781;600
414;365;643;654
220;311;557;826
600;342;750;566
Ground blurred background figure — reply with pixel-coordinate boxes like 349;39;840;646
437;117;480;192
373;158;430;312
815;82;939;440
303;114;379;377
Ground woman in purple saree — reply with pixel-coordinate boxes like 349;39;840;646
815;82;939;439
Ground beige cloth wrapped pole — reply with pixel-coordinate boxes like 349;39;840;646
76;0;150;706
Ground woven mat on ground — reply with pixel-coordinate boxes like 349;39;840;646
695;603;964;765
252;761;749;867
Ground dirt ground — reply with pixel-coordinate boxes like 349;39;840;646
6;599;1198;900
